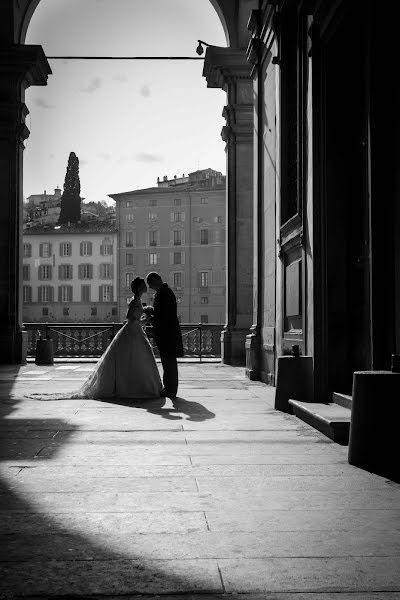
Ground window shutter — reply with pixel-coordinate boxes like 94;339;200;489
170;212;174;222
88;241;92;255
58;286;62;302
68;286;73;302
69;265;73;279
58;265;63;280
170;230;174;245
133;231;137;247
169;272;174;287
146;253;150;265
48;265;52;279
100;245;104;256
99;285;103;301
48;243;52;256
110;286;114;302
49;286;54;302
78;265;83;279
181;252;185;265
28;286;32;302
181;212;185;222
80;242;83;256
38;286;42;302
39;243;43;258
89;264;93;279
169;252;173;265
197;272;202;287
38;265;42;280
59;243;63;256
109;245;113;255
182;231;185;245
110;264;114;278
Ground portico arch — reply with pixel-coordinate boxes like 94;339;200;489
0;0;255;365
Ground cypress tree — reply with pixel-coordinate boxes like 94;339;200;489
58;152;81;224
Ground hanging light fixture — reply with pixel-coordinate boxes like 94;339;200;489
196;40;211;55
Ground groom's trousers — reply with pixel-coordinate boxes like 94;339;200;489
160;354;178;398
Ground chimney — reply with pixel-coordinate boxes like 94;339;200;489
163;175;168;182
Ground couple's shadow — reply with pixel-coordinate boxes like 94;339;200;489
101;396;215;422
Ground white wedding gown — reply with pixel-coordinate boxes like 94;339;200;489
78;296;162;399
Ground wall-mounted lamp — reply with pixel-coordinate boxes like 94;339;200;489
196;40;211;55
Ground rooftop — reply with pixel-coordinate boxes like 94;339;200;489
23;221;117;235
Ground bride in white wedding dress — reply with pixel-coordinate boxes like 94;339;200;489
77;277;162;399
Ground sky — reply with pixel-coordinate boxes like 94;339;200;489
24;0;227;204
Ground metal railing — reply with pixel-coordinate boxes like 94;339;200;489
24;322;224;360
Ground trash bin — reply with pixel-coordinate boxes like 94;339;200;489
35;338;54;365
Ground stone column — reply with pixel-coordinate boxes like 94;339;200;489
0;45;51;363
203;47;253;366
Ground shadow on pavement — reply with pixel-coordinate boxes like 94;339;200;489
98;396;215;422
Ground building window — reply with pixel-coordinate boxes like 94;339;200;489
100;285;113;302
173;230;181;246
149;198;157;206
126;200;132;208
149;230;158;247
42;308;49;317
23;286;32;303
100;263;112;279
200;229;209;245
126;214;134;223
38;285;53;303
200;197;208;204
101;243;113;255
60;242;71;257
40;242;52;257
59;285;72;302
91;307;97;316
112;307;118;316
174;198;181;206
39;264;52;280
63;307;69;317
126;253;134;265
173;272;182;289
125;272;134;288
59;264;73;280
172;212;184;222
200;271;209;288
126;231;134;247
80;241;92;256
200;297;209;304
149;253;158;265
149;212;158;221
81;285;91;302
23;243;32;258
79;264;93;279
201;314;209;323
22;265;30;281
173;252;182;265
214;215;223;224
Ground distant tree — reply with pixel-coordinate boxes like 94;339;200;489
58;152;81;224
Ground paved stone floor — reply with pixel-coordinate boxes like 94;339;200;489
1;361;400;599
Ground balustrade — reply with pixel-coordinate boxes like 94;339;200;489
24;323;223;360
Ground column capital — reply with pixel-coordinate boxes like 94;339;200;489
203;46;252;91
0;44;52;90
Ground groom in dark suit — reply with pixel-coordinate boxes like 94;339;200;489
146;272;183;399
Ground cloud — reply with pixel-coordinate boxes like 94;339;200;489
97;152;111;160
34;97;55;109
79;77;102;93
140;84;151;98
113;74;128;83
136;152;164;163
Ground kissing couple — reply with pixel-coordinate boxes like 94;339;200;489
78;272;184;400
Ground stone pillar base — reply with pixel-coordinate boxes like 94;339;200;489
349;371;400;482
0;329;27;365
245;330;261;380
274;355;314;412
221;327;248;367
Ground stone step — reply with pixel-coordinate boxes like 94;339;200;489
332;391;352;409
288;400;351;446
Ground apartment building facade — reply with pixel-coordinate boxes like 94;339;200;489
22;223;118;323
110;169;226;323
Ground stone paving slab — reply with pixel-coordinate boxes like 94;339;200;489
1;362;400;598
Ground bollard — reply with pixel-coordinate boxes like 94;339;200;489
35;338;54;365
348;370;400;482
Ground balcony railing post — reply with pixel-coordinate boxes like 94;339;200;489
199;323;202;363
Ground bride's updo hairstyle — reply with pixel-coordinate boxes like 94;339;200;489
131;277;146;295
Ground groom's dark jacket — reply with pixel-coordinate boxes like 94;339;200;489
152;283;184;357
